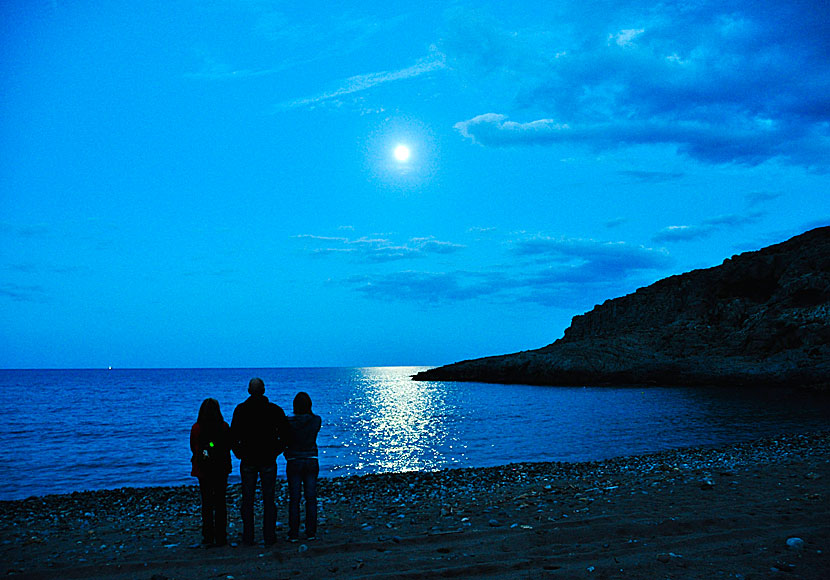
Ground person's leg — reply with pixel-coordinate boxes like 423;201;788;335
240;464;258;545
286;460;301;540
260;464;277;544
199;478;214;544
303;459;319;539
214;475;228;545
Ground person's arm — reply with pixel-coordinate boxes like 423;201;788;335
190;423;200;457
276;407;291;455
221;421;233;474
230;407;243;460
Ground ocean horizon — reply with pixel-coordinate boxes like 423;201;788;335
2;366;829;501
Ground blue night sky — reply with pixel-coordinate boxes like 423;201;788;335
2;1;828;369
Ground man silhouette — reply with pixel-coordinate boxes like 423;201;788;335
230;377;290;546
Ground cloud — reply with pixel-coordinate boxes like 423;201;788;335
0;283;48;303
187;9;406;82
448;1;830;169
455;114;826;167
511;235;673;279
274;49;447;111
309;231;674;307
185;64;284;81
701;213;764;227
343;267;618;307
619;170;685;183
604;217;627;229
0;222;51;238
745;191;782;207
346;270;503;303
512;236;669;266
343;235;675;307
295;233;464;262
610;28;645;48
410;237;465;255
652;225;712;243
652;212;764;242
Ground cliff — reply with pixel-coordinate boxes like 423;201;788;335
413;226;830;389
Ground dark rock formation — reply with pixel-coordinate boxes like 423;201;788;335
413;226;830;389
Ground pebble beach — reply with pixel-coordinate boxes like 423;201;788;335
2;431;828;579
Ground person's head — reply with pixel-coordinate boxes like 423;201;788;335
293;391;312;414
248;377;265;395
197;398;223;425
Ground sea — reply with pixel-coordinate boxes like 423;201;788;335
1;367;829;501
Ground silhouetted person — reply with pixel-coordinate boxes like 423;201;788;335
230;378;289;546
190;398;232;547
285;391;322;541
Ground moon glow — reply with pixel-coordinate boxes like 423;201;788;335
394;144;411;162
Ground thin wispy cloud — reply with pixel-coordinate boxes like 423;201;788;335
619;170;685;183
274;50;447;111
347;270;504;304
186;10;406;83
745;191;782;207
653;212;765;243
701;213;764;228
0;222;51;238
512;236;672;272
295;233;464;262
604;218;627;229
652;225;712;243
185;65;285;81
343;252;672;307
0;283;48;303
337;234;675;306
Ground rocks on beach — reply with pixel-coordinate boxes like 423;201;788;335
1;431;828;579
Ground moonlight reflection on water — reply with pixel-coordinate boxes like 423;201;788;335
2;367;830;500
348;367;453;473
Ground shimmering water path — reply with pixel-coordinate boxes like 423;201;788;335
1;367;828;500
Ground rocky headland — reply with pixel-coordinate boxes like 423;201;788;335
413;226;830;389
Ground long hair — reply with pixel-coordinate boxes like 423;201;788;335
197;398;224;427
293;391;312;414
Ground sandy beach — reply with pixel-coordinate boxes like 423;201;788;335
2;431;827;579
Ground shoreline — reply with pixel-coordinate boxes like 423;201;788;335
4;421;829;503
3;431;828;579
3;426;828;503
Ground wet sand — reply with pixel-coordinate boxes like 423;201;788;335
2;431;828;579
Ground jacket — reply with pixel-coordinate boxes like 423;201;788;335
190;420;232;478
230;394;290;466
285;412;322;460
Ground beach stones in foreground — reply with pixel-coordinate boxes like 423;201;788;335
786;537;805;551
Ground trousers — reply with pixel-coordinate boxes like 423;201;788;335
287;458;319;539
198;474;228;544
240;463;277;544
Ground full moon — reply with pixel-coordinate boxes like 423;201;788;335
394;144;411;162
